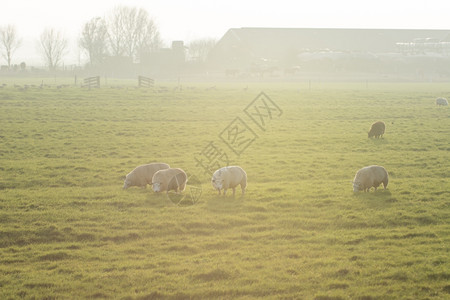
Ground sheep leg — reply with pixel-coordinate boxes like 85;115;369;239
232;187;236;197
175;175;182;194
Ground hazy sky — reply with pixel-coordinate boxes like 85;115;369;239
1;0;448;65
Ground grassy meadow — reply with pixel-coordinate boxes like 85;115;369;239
0;79;449;299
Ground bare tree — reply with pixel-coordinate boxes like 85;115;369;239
0;25;22;69
79;17;108;65
188;38;216;63
106;6;161;61
136;16;163;59
106;6;126;57
39;28;68;71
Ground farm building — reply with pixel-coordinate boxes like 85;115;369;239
140;41;187;74
207;28;450;77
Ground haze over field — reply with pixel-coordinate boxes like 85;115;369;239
1;0;449;298
0;82;449;299
1;0;449;65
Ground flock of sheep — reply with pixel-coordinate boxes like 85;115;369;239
123;97;447;197
122;121;385;197
123;164;247;197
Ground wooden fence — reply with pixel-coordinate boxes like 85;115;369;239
82;76;100;89
138;76;154;88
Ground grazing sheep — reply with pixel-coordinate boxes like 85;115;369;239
368;121;386;138
436;97;448;106
123;163;170;189
152;168;187;194
352;165;389;192
211;166;247;196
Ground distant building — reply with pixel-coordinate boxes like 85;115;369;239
101;56;134;77
140;41;186;74
396;37;450;55
207;28;450;77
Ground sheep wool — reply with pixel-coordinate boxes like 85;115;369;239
123;163;170;189
152;168;187;194
353;165;389;192
436;97;448;106
211;166;247;196
368;121;386;138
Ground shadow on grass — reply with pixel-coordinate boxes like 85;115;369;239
206;195;244;214
192;268;232;281
354;189;398;203
367;137;389;145
37;251;71;261
144;193;171;208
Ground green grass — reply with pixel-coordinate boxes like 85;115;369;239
0;81;449;299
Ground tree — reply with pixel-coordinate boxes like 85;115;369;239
39;28;68;71
106;6;126;57
188;38;216;63
106;6;161;61
133;12;163;60
79;17;108;65
0;25;22;69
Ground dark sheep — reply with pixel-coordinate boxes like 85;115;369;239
368;121;385;138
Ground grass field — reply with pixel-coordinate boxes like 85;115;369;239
0;80;449;299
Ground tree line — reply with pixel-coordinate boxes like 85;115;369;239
0;6;216;71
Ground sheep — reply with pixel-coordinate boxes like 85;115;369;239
123;163;170;189
211;166;247;196
151;168;187;194
436;97;448;106
368;121;385;138
352;165;389;192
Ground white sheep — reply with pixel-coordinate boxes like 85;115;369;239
352;165;389;192
211;166;247;196
436;97;448;106
152;168;187;194
123;163;170;189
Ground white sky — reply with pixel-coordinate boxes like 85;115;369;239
1;0;449;65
